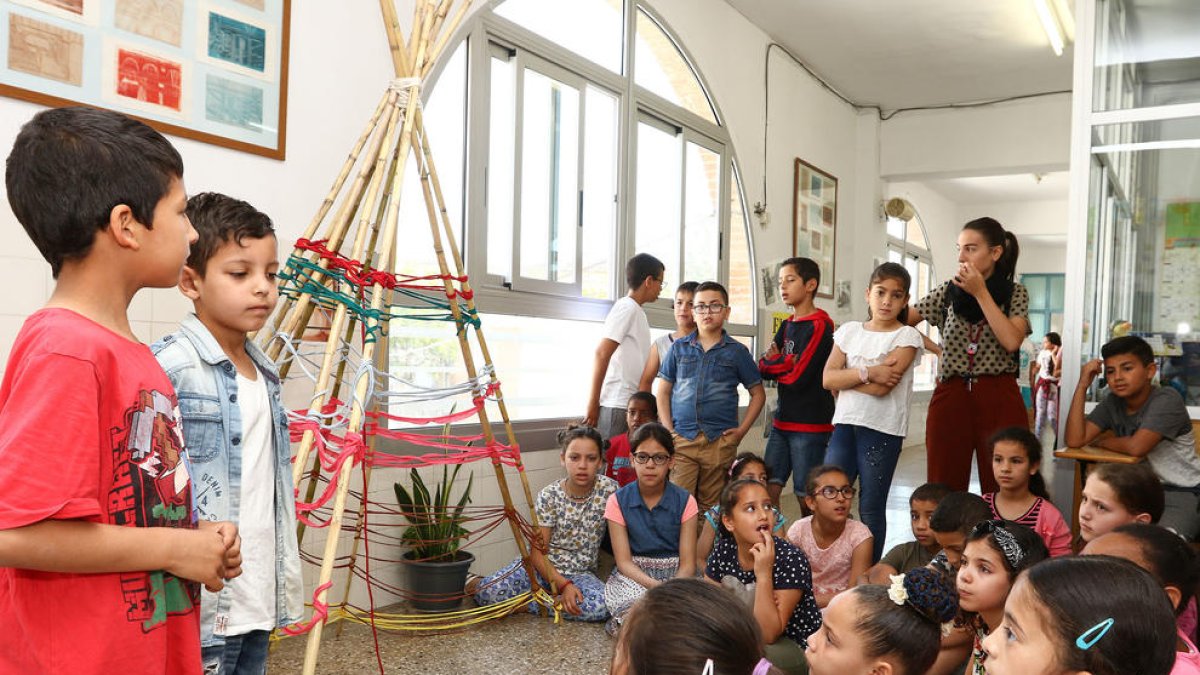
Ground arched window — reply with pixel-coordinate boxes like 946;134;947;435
886;213;938;391
389;1;756;424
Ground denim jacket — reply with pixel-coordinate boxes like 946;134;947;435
152;314;304;645
658;330;762;441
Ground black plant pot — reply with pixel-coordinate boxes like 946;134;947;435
401;550;475;612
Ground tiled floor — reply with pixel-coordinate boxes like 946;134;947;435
267;444;976;674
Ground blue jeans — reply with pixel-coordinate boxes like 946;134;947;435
201;630;270;675
825;424;903;562
764;428;831;496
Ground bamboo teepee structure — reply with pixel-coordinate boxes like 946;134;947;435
258;2;553;672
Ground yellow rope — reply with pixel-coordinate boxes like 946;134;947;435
271;589;560;638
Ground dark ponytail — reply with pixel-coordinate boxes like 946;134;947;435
962;217;1019;282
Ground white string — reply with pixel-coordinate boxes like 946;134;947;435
388;77;423;107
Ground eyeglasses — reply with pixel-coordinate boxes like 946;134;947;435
692;303;727;315
814;486;856;500
632;452;671;466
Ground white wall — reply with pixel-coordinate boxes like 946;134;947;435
879;93;1072;181
957;199;1069;275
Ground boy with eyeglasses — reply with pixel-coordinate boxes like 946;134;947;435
584;253;665;442
657;281;765;512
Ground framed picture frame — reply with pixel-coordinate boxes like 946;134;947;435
0;0;291;159
792;157;837;298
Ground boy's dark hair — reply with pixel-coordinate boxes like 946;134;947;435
185;192;276;275
620;578;770;675
694;280;729;305
910;482;952;506
5;106;184;278
626;253;664;291
989;426;1050;500
1090;463;1164;522
929;492;991;535
1045;332;1062;347
805;463;847;496
1022;556;1177;675
780;256;820;285
867;261;912;323
967;519;1048;580
854;567;958;674
1112;523;1200;617
1100;335;1154;366
675;281;699;296
557;424;604;461
629;422;674;456
626;391;657;412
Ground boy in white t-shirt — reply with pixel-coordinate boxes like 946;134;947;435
584;253;665;441
153;193;303;674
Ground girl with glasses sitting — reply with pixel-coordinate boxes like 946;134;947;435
786;465;873;608
603;423;698;636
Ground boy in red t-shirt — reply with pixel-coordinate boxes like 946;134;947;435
604;391;658;487
0;107;242;675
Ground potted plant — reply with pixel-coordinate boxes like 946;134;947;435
394;463;474;611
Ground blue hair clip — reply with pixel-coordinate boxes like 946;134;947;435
1075;617;1115;650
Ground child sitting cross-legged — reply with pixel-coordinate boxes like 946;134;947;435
863;482;951;585
706;478;822;674
604;423;697;634
786;465;873;608
470;425;617;621
695;452;788;572
982;427;1071;556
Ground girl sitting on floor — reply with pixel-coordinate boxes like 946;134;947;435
696;452;788;571
982;556;1177;675
707;478;822;674
806;566;959;675
469;425;618;621
604;422;697;634
786;465;873;608
957;519;1048;675
1078;461;1164;545
982;427;1071;556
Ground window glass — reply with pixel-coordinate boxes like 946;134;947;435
683;141;720;285
886;216;906;240
486;52;516;280
633;8;716;124
519;67;580;283
495;0;624;73
1093;0;1200;111
635;119;681;283
582;86;618;299
727;166;754;326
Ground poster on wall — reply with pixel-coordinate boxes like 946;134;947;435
792;158;837;298
0;0;291;159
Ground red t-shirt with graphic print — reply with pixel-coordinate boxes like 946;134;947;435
0;309;201;674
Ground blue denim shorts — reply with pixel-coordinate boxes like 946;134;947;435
763;427;831;495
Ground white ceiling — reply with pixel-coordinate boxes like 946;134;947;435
923;171;1071;204
724;0;1075;111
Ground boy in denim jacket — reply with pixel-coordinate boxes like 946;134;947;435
657;281;765;512
153;193;303;674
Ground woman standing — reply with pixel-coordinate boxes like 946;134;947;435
906;217;1031;492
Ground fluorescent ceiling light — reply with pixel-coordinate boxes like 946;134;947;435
1034;0;1064;56
1092;139;1200;153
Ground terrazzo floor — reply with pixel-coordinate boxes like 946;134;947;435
267;443;976;674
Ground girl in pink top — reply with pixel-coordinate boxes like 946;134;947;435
785;465;872;608
982;427;1072;557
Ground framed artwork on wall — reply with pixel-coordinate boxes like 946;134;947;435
0;0;291;159
792;157;837;298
